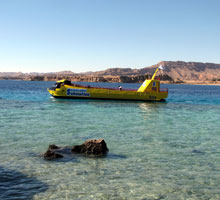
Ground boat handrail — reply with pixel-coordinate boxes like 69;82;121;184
66;83;137;91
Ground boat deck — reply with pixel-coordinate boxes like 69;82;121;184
69;83;168;93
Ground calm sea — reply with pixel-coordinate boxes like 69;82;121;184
0;80;220;200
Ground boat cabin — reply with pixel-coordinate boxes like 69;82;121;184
137;79;161;93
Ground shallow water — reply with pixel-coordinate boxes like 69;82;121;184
0;80;220;199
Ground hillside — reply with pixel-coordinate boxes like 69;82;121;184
1;61;220;84
145;61;220;82
84;61;220;84
90;61;220;82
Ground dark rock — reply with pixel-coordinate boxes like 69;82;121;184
48;144;60;150
72;139;108;155
43;139;108;160
44;150;63;160
71;145;82;153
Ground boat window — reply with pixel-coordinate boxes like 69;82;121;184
56;83;61;88
64;80;71;85
152;87;157;91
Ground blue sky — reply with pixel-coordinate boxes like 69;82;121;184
0;0;220;73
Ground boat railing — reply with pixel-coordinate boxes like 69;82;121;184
69;83;137;91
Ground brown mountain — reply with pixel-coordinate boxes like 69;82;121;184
92;68;139;76
87;61;220;83
1;61;220;84
143;61;220;82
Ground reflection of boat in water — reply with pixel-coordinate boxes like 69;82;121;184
47;66;168;101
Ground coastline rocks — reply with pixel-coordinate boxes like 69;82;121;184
43;139;108;160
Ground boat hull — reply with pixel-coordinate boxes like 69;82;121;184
48;85;168;101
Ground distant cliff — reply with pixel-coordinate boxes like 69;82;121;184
88;61;220;83
1;61;220;84
84;61;220;84
146;61;220;82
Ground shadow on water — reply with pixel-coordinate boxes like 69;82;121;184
107;153;127;159
0;166;48;200
37;146;127;162
72;153;127;160
40;152;127;162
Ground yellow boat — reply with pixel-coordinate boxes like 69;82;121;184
47;67;168;101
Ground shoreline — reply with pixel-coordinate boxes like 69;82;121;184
0;78;220;86
160;80;220;86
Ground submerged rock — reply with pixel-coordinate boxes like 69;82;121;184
44;149;63;160
48;144;60;150
43;139;108;160
44;144;64;160
72;139;108;155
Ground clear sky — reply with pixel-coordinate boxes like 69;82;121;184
0;0;220;73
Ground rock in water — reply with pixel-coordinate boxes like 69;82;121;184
44;149;63;160
72;139;108;155
48;144;60;150
43;139;108;160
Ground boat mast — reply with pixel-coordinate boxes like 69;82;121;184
151;68;159;80
137;65;163;92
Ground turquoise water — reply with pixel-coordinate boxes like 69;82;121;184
0;80;220;199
